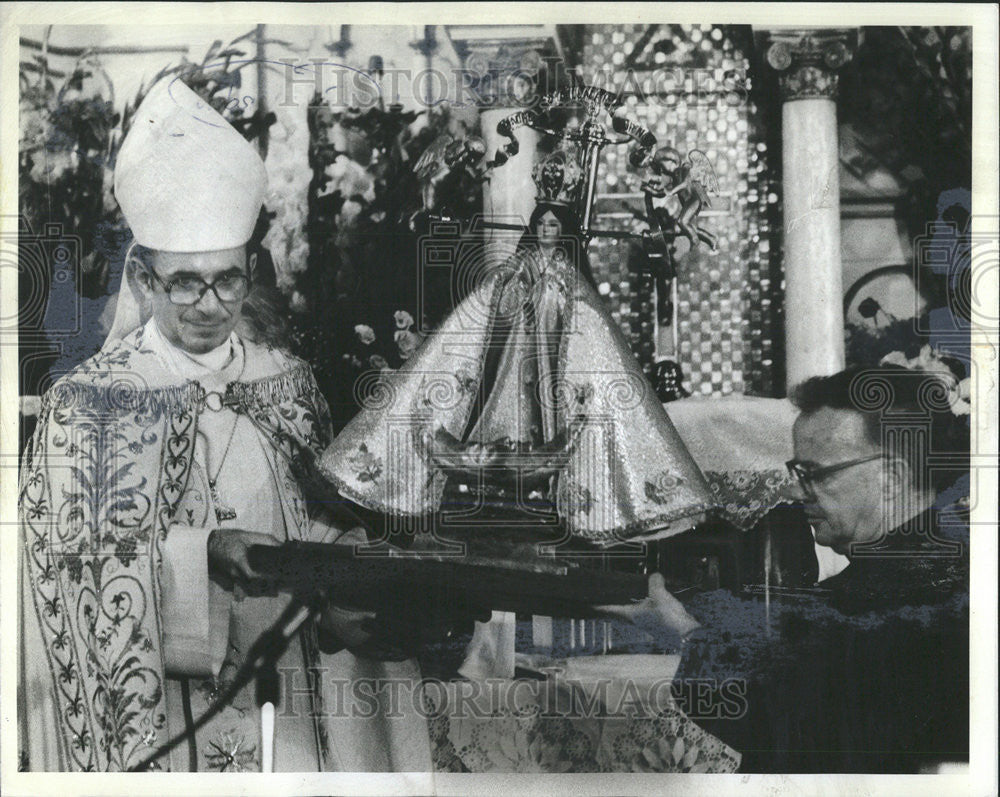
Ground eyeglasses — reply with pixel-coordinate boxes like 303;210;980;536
786;453;884;496
146;266;251;306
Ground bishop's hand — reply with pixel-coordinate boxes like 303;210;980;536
207;528;280;595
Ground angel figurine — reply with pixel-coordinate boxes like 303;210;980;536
642;145;719;251
410;121;488;228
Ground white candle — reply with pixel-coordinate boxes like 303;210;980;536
261;701;275;773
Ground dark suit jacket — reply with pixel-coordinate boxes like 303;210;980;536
677;506;969;773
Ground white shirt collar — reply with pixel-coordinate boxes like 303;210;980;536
143;318;243;381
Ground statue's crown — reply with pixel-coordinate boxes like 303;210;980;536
532;148;583;206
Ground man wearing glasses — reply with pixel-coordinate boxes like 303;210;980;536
606;365;970;772
19;79;431;772
785;368;963;559
134;246;256;355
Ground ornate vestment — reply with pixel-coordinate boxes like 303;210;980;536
19;325;430;771
319;247;713;544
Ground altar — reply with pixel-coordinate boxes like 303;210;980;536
425;655;740;773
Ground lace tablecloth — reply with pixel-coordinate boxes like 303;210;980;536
425;655;741;773
667;396;799;530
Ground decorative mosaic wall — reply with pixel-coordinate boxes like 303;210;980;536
579;24;783;396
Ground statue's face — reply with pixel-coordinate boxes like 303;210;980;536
137;247;252;354
536;210;562;247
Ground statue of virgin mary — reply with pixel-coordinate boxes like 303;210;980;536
318;149;713;546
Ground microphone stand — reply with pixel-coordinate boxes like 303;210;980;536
129;591;324;772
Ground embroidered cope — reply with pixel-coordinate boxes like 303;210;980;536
19;323;431;771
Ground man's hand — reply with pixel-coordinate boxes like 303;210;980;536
594;572;701;642
207;529;279;594
317;603;415;661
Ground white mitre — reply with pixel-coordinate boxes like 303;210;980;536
114;78;266;252
106;78;267;346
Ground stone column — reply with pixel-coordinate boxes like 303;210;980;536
766;30;855;391
446;27;560;266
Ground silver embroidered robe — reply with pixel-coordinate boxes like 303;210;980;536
319;246;713;544
19;324;431;771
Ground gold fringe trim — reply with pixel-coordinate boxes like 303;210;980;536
42;365;316;417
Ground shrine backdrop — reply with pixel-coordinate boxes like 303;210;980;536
16;23;971;431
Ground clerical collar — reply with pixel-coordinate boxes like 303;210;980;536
143;318;243;381
845;505;941;560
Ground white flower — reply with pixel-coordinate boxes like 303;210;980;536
263;104;311;298
101;166;117;214
269;117;292;143
394;329;422;360
881;346;952;379
355;324;376;345
323;157;376;203
950;377;971;415
287;241;309;274
880;350;910;368
275;268;297;293
880;345;968;416
394;310;415;330
30;149;77;183
338;199;365;227
20;110;50;149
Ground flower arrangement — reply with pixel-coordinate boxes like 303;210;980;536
19;48;120;296
844;315;930;367
288;98;482;429
262;92;311;301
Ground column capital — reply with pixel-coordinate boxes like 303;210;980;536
763;28;857;102
444;25;563;107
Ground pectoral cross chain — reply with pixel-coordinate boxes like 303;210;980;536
209;479;238;523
